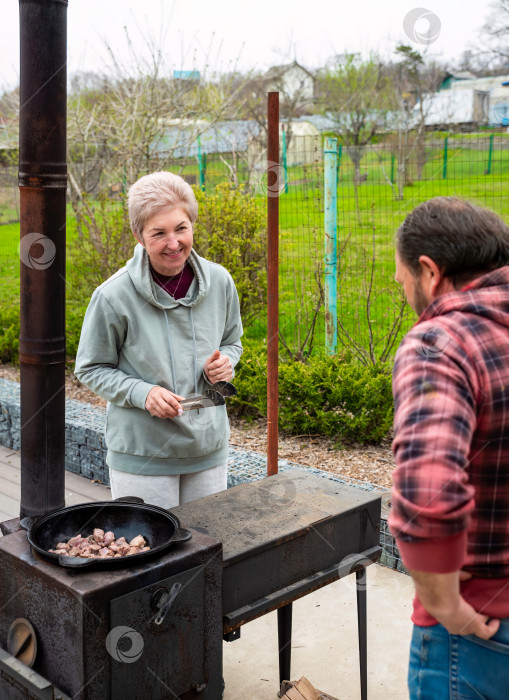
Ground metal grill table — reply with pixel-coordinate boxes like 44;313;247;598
173;468;382;699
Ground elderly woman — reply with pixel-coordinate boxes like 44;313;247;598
75;171;243;509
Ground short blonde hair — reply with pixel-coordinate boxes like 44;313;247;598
127;171;199;238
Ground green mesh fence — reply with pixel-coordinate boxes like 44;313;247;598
1;128;509;362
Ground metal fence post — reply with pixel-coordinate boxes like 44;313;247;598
324;137;338;355
267;93;280;476
281;127;288;194
443;136;448;180
337;143;343;189
197;136;205;191
487;133;494;175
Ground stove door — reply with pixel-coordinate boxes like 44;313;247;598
110;565;208;700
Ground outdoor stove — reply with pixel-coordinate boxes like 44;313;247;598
0;524;224;699
0;469;381;700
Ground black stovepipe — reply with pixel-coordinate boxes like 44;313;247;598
18;0;68;518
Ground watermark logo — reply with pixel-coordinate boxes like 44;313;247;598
18;232;56;270
490;97;509;127
403;8;441;45
337;553;379;594
251;159;287;197
254;475;297;514
105;626;144;663
416;325;450;358
182;396;217;431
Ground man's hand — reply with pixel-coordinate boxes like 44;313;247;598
204;349;233;383
410;568;500;639
145;386;185;419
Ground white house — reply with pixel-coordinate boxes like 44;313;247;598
414;89;489;128
443;73;509;126
263;62;315;104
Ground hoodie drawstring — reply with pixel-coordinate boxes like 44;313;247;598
163;307;199;400
164;310;179;396
190;310;198;396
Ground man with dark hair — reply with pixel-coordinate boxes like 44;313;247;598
389;196;509;699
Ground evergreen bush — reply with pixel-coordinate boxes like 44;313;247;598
229;344;394;444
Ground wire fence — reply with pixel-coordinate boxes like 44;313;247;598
1;128;509;362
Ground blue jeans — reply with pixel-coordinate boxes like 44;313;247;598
408;619;509;699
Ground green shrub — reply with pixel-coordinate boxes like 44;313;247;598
66;194;136;305
193;183;267;325
0;306;20;363
0;303;87;363
230;344;393;444
66;304;87;358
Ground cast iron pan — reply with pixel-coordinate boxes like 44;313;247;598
20;497;192;569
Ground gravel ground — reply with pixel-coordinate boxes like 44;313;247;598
0;363;395;490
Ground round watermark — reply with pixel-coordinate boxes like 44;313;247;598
105;626;144;663
337;553;379;594
251;159;288;198
415;325;450;358
254;476;297;515
489;96;509;127
18;232;56;270
403;8;441;45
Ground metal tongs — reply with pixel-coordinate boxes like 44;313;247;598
179;381;238;411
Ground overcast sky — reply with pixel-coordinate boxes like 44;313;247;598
1;0;492;90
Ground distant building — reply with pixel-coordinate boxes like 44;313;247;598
152;118;322;167
263;61;315;104
173;70;200;81
414;89;489;129
438;71;477;91
436;72;509;127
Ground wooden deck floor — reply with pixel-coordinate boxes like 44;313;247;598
0;444;111;524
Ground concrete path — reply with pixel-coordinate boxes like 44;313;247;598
0;444;414;700
223;564;413;699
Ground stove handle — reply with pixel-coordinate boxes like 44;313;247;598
19;516;44;532
172;527;192;544
153;582;182;626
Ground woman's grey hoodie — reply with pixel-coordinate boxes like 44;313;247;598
75;244;243;475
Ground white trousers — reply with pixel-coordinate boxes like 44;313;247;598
109;462;228;509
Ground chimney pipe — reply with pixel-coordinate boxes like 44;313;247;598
18;0;68;518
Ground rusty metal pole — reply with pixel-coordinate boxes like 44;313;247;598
19;0;68;518
267;92;279;476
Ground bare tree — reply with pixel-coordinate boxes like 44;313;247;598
392;46;445;198
316;54;397;219
66;26;246;299
476;0;509;68
67;26;245;199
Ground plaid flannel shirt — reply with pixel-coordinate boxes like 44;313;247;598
389;266;509;579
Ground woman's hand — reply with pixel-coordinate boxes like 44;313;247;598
204;349;233;383
145;387;185;419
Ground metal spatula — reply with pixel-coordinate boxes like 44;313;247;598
180;389;226;411
179;382;237;411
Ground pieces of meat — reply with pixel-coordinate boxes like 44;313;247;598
48;530;149;559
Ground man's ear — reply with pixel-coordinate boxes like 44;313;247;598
418;255;454;298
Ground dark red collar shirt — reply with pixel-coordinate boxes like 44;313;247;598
389;266;509;625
